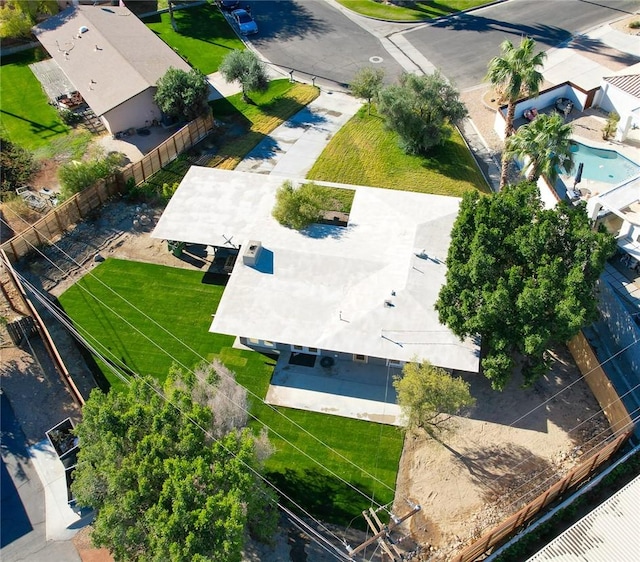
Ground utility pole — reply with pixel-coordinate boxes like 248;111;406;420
346;503;421;560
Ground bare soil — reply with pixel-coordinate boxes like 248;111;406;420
4;199;612;561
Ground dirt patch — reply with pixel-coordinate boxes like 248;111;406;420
610;13;640;35
394;347;610;560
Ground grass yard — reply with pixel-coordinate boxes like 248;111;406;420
308;106;490;196
0;49;70;150
206;80;319;169
59;258;402;525
143;4;244;74
336;0;489;21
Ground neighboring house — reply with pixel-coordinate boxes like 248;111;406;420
593;67;640;142
33;4;191;134
587;173;640;265
152;167;480;374
526;474;640;562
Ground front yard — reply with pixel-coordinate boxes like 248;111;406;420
58;258;403;526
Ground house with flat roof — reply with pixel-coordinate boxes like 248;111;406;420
33;4;191;134
152;167;480;375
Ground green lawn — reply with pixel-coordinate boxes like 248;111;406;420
336;0;489;21
0;49;70;150
143;4;244;74
59;258;403;525
308;106;490;196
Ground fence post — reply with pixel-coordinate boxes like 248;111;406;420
156;146;163;168
74;196;83;220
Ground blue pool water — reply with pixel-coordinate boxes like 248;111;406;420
569;142;640;184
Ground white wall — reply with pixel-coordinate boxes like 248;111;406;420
493;83;589;140
101;89;161;135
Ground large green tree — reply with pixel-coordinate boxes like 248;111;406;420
393;360;475;435
219;50;269;104
350;67;384;115
154;67;209;121
505;112;574;183
486;37;546;189
377;71;467;155
0;137;36;198
0;0;57;39
72;363;278;562
436;182;616;390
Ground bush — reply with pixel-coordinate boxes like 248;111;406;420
58;152;121;200
272;180;323;230
629;20;640;29
58;109;83;125
0;137;36;199
602;111;620;140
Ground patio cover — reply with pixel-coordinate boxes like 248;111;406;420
152;167;480;372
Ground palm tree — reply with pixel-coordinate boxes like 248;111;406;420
486;37;546;189
505;112;574;184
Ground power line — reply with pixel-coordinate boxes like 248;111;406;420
14;272;352;560
0;212;398;510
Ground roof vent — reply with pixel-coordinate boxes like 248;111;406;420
242;240;262;267
79;26;89;34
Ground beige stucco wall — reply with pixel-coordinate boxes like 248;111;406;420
101;88;161;135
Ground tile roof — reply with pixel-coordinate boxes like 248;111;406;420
603;74;640;99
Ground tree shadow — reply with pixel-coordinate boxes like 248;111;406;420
565;34;640;66
431;14;571;47
266;467;377;528
457;344;611;450
434;437;555;505
248;0;332;42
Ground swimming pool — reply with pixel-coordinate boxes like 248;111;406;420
569;142;640;184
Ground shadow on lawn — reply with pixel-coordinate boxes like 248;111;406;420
267;467;379;528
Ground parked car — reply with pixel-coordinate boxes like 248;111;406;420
219;0;240;11
232;8;257;35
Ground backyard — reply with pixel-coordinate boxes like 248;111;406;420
57;258;402;526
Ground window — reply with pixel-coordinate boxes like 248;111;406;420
386;359;403;368
248;338;260;345
263;341;276;348
307;347;319;355
353;354;368;363
291;345;304;352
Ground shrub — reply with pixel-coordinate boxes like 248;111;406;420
0;137;36;199
58;152;121;200
602;111;620;140
58;109;83;125
272;180;323;230
629;20;640;29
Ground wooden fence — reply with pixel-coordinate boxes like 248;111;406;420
0;249;85;405
567;331;634;434
0;114;214;263
451;429;632;562
120;112;214;186
1;176;122;263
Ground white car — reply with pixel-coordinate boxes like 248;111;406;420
232;9;257;35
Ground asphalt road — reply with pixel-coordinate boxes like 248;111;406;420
247;0;640;91
247;0;405;88
401;0;640;89
0;391;80;562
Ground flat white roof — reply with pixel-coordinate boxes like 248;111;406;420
152;167;480;372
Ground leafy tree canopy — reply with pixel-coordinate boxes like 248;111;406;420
154;67;209;121
436;182;616;390
350;67;385;114
72;362;278;562
505;112;574;183
377;71;467;155
0;0;57;39
219;50;269;103
0;137;36;198
393;360;475;435
272;180;324;230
